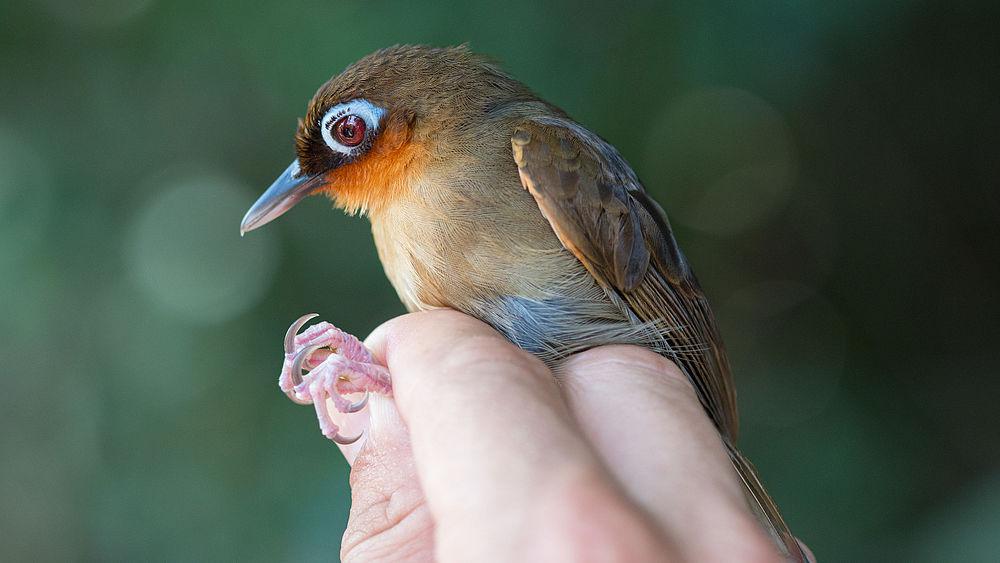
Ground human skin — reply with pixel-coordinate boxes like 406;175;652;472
326;309;812;562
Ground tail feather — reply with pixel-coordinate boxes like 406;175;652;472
726;442;807;562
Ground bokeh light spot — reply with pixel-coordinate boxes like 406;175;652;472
126;169;278;325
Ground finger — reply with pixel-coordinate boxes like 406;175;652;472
364;310;670;562
337;394;436;562
558;346;781;562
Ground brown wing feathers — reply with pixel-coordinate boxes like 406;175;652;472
511;121;738;438
512;120;805;561
512;127;651;293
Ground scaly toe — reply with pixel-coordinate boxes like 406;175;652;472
277;315;388;445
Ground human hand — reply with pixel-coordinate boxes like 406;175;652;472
331;309;812;562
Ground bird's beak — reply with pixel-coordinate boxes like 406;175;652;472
240;159;326;235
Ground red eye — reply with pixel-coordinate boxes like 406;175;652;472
333;115;366;147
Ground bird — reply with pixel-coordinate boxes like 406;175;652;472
240;44;805;561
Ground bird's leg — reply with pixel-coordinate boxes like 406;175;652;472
279;313;393;444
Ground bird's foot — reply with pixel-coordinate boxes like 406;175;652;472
280;313;393;444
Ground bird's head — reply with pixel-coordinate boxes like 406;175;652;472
240;44;535;234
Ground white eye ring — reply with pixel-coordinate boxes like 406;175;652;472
319;99;385;155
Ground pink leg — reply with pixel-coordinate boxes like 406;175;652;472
311;355;392;411
280;314;378;395
279;313;393;444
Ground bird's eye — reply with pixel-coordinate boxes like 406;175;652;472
333;115;366;147
319;100;384;155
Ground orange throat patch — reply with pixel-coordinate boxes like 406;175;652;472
319;122;423;216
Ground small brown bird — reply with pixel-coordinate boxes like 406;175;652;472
241;45;805;561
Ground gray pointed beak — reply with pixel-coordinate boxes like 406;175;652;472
240;159;326;235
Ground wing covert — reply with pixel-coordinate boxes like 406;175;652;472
511;117;737;437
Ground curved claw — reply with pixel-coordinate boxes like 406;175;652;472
284;313;319;354
287;343;324;405
331;431;364;445
345;393;369;413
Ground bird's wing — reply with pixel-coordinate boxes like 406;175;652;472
511;118;805;561
511;117;737;436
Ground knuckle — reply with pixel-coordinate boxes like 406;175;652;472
408;308;493;335
442;337;548;377
341;453;432;562
418;320;551;390
564;345;697;397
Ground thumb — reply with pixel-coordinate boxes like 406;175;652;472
333;321;434;562
336;394;434;562
334;393;405;466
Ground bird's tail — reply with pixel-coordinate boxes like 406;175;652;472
726;442;809;562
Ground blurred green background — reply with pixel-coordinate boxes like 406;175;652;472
2;0;998;560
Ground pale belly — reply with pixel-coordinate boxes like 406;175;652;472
368;196;665;364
